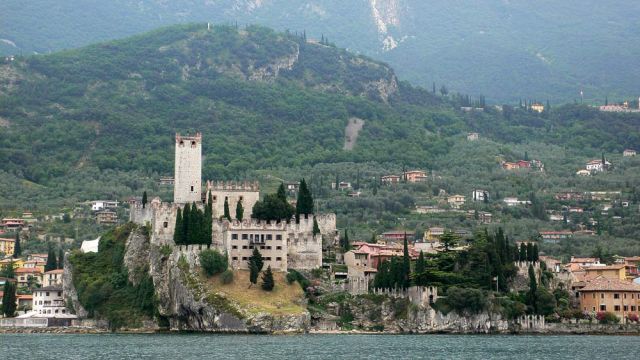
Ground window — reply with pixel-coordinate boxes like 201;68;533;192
191;186;194;191
600;305;607;311
624;294;627;299
276;257;282;261
232;246;237;250
58;291;62;296
267;246;272;250
213;196;217;201
249;246;254;249
592;293;595;299
232;257;238;261
46;292;50;296
239;196;244;201
623;305;629;312
276;235;282;241
632;306;637;311
242;234;248;240
614;293;620;299
265;257;272;261
242;246;248;250
614;305;621;312
276;246;282;250
260;246;266;250
242;257;248;261
163;222;168;228
231;234;238;240
266;234;273;240
191;140;196;147
601;293;604;299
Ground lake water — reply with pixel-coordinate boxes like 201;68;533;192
1;333;639;359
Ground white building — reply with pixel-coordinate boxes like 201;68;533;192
623;149;637;157
43;269;64;287
472;190;489;202
91;200;119;212
586;159;611;173
32;286;72;318
503;197;531;207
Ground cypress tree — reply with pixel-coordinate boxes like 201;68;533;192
519;243;527;261
414;251;426;286
312;218;320;236
402;232;410;288
182;204;191;244
142;191;148;209
58;248;64;269
296;178;314;218
248;248;264;284
277;183;287;202
527;264;538;313
12;232;21;258
204;196;213;244
532;243;539;262
2;281;17;317
236;199;244;221
526;242;534;262
341;229;350;251
261;265;275;291
174;207;183;245
223;197;231;221
45;245;57;272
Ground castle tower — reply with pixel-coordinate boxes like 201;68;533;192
174;133;202;204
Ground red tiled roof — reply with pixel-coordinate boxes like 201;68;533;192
44;269;64;274
580;277;640;292
15;267;42;274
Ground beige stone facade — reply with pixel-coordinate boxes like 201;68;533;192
206;180;260;220
174;133;202;204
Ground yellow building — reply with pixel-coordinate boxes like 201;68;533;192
579;277;640;318
531;103;545;113
582;264;626;281
0;237;15;256
0;257;24;269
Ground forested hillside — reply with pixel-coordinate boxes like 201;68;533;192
1;0;639;102
0;23;638;210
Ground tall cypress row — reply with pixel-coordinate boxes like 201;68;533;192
174;207;183;245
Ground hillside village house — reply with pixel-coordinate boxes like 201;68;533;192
96;210;117;225
530;103;545;113
331;182;352;191
381;175;401;184
623;149;637;157
447;194;466;209
555;191;585;201
15;267;42;287
579;277;640;319
589;191;621;201
43;269;64;287
471;190;489;202
540;231;573;243
585;159;611;173
0;237;15;256
425;227;445;242
0;218;26;230
503;197;531;207
159;177;175;185
467;132;479;141
91;200;119;211
380;231;415;244
581;264;627;281
31;286;72;317
566;257;601;272
403;170;428;183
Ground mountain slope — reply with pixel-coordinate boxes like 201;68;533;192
1;0;639;102
0;24;638;208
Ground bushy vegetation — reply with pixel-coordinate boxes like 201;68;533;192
69;224;157;329
199;249;228;277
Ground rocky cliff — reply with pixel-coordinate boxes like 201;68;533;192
122;227;309;333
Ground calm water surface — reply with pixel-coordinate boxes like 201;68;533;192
1;333;639;359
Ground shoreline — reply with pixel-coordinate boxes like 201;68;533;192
2;327;640;336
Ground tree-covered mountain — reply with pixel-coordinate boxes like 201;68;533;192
1;1;639;102
0;24;638;209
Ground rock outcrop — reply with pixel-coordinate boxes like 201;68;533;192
62;254;88;319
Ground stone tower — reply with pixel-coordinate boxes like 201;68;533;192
174;133;202;204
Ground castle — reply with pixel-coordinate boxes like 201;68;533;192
130;133;336;271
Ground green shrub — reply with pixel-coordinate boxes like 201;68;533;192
221;269;234;284
199;249;228;277
444;286;488;315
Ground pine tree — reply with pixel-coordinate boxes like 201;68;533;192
261;265;275;291
174;207;183;245
402;232;410;288
58;248;64;269
142;191;148;209
45;245;57;272
296;178;314;220
12;231;21;258
2;280;17;317
223;197;231;221
236;199;244;221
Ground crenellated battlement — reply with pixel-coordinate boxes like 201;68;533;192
206;180;260;192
